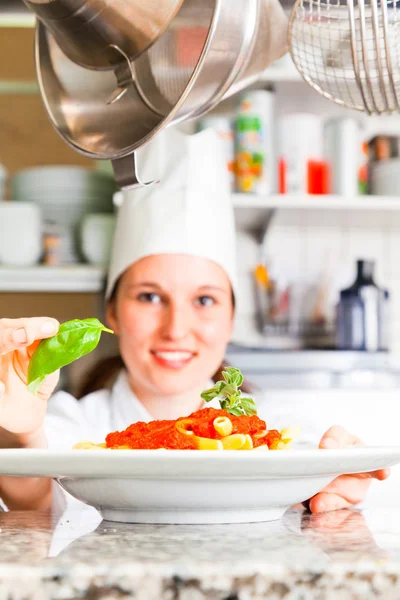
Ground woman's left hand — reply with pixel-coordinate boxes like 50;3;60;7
307;425;390;514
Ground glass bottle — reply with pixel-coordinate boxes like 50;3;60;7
336;260;387;352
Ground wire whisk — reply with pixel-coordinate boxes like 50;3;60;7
289;0;400;114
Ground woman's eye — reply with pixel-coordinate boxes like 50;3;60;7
195;295;216;308
137;292;162;304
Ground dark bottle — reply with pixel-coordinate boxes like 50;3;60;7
336;260;389;351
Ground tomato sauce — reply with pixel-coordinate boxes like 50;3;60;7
105;407;282;450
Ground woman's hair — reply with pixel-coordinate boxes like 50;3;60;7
76;354;254;399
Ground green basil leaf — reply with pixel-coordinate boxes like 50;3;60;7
239;397;258;416
222;368;236;386
227;406;245;416
236;372;244;387
201;390;219;402
201;366;258;417
219;383;237;398
219;399;231;412
222;367;243;388
200;381;224;402
27;318;114;395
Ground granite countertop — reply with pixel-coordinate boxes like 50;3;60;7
1;505;400;599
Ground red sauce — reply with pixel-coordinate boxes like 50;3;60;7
105;407;283;450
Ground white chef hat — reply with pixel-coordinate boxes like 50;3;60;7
105;128;237;300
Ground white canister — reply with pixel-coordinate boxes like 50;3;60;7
278;114;324;195
370;158;400;195
324;117;363;196
234;90;276;195
80;214;116;267
197;116;235;190
0;201;42;266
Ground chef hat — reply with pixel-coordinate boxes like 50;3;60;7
105;128;237;300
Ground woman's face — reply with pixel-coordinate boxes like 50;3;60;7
106;254;234;397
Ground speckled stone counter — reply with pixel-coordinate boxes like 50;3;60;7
1;505;400;599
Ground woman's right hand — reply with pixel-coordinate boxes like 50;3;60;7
0;317;60;439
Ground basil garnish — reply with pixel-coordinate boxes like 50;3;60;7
27;318;114;395
201;366;257;416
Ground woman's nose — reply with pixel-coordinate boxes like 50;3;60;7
161;304;191;340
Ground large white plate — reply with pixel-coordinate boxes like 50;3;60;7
1;447;400;524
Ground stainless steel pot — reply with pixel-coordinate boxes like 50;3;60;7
224;0;289;101
31;0;288;188
24;0;185;69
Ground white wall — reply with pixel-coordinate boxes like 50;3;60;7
233;209;400;351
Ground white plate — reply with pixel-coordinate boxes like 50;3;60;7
1;447;399;524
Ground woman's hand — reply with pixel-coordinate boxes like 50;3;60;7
306;425;390;513
0;317;60;440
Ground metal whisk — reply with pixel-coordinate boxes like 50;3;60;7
288;0;400;114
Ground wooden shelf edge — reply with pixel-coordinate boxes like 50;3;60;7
0;13;36;27
0;265;106;293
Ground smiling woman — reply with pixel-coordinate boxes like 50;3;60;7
0;129;390;515
102;253;235;418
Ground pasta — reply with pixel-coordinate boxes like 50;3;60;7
73;408;299;451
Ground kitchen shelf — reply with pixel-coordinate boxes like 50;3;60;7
0;12;35;28
232;193;400;232
0;81;39;95
0;265;106;293
1;194;398;292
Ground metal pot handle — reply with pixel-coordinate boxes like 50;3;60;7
112;152;159;189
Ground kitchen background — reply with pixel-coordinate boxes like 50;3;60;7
2;0;400;397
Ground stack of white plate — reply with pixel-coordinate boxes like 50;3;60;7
11;166;117;264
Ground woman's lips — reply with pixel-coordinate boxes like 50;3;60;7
151;350;195;369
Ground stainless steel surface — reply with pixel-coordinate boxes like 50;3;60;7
24;0;184;69
288;0;400;115
224;0;289;100
30;0;288;187
111;152;159;189
34;1;259;153
226;347;400;389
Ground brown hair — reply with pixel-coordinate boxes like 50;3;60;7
76;355;254;399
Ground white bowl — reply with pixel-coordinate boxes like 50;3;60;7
11;167;117;205
0;447;399;523
16;195;114;215
80;213;116;267
12;165;116;188
370;159;400;195
10;193;114;262
0;202;42;266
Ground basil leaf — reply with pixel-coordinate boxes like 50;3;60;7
227;406;245;416
200;366;258;417
201;389;219;402
240;397;258;416
27;318;114;395
222;367;243;388
218;383;237;398
201;381;224;402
